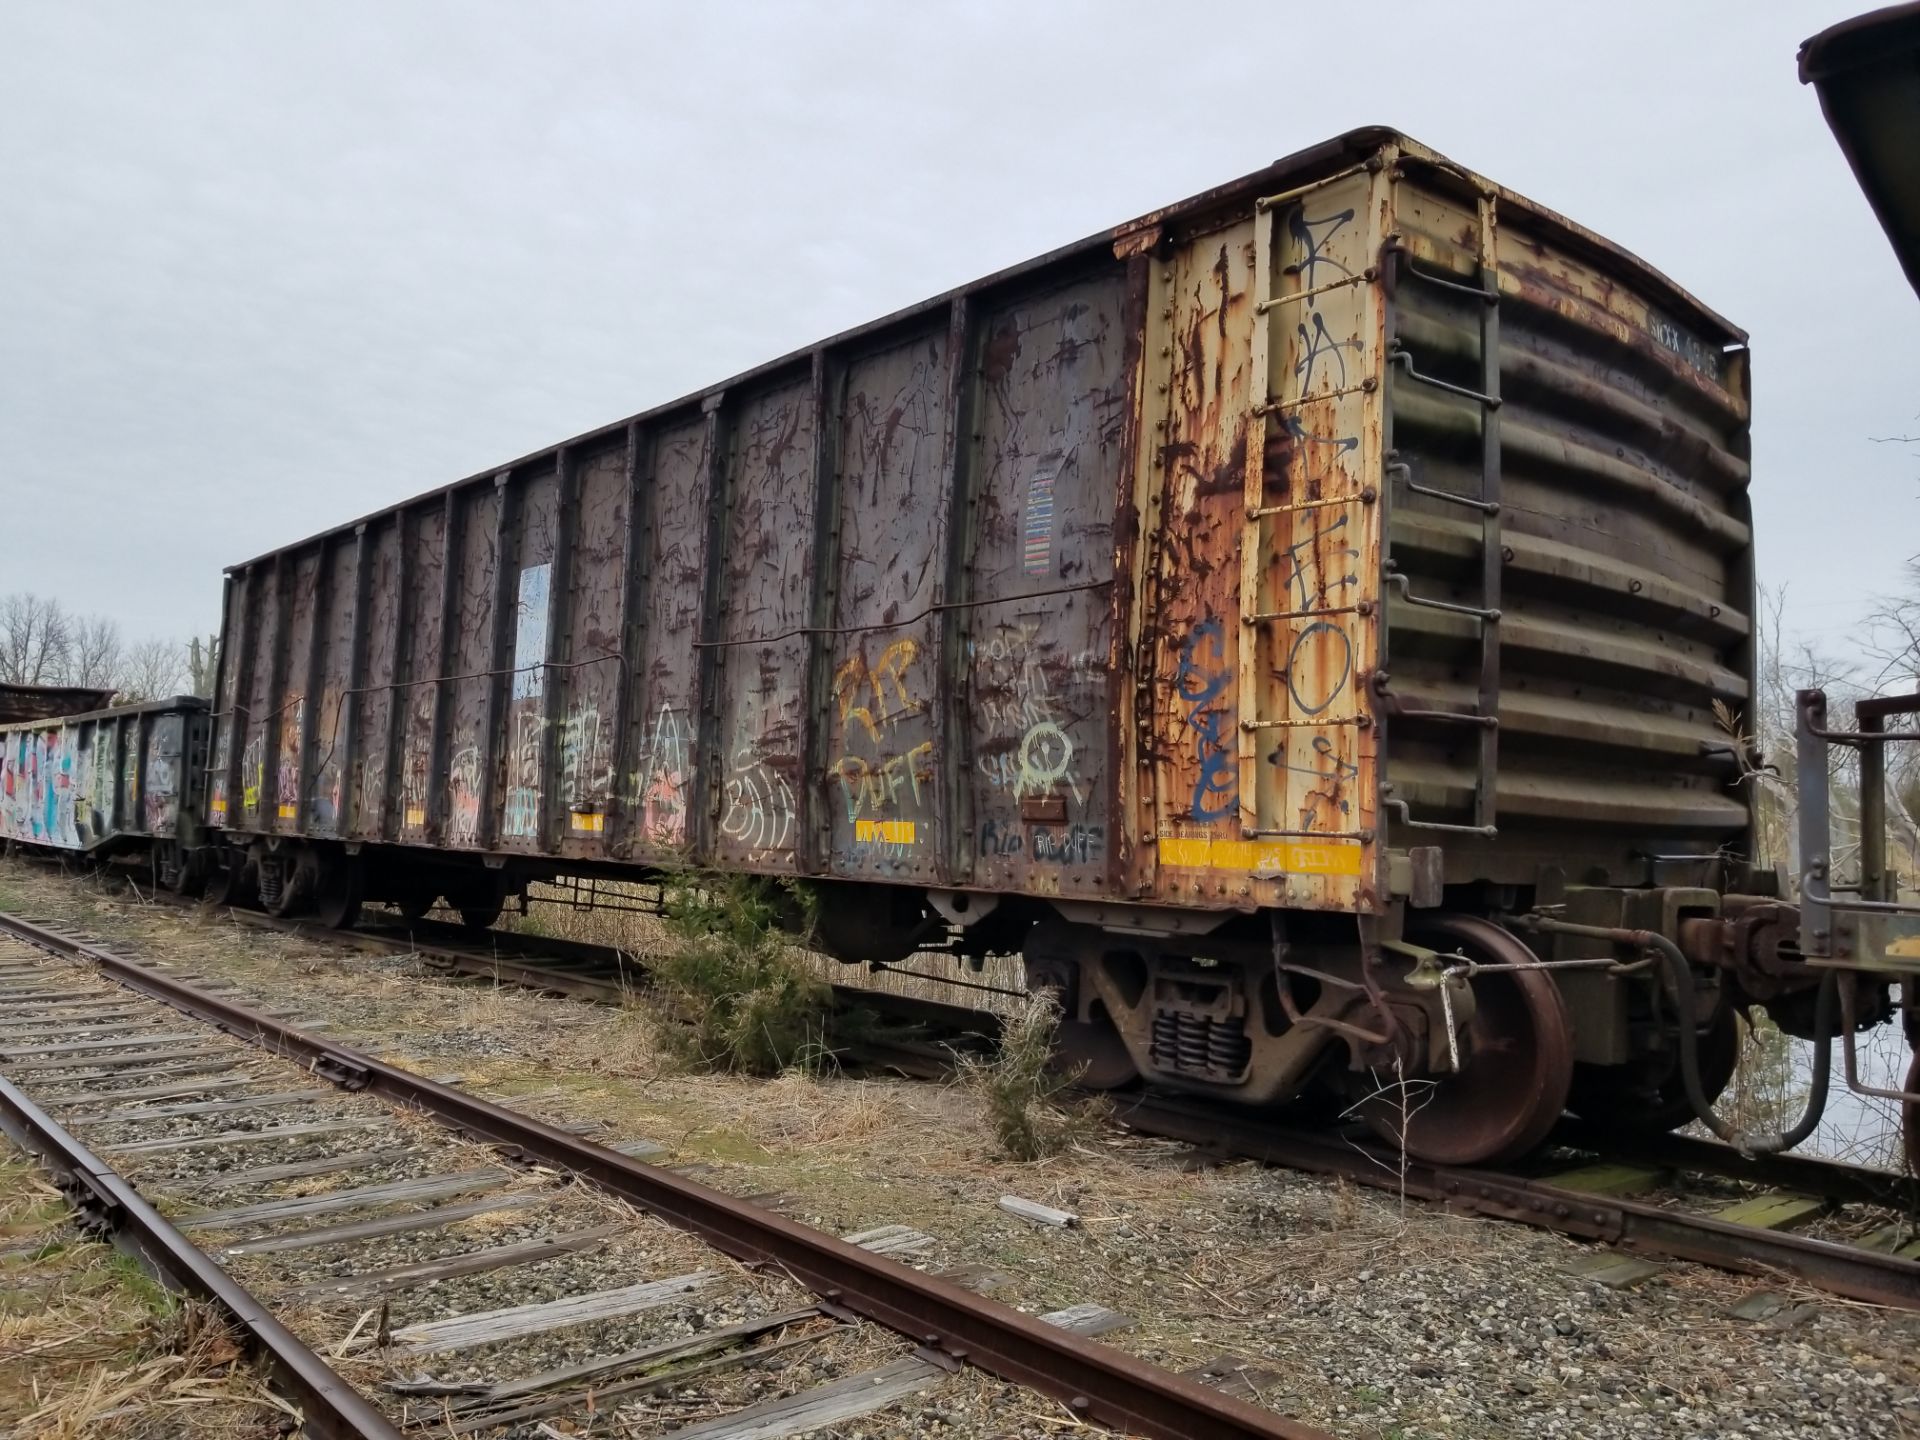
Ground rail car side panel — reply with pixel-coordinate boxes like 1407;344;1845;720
398;505;448;840
549;439;631;858
962;274;1129;898
713;378;815;873
822;330;953;882
272;549;320;834
625;417;713;863
352;518;401;839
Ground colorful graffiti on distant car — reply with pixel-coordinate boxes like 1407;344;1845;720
0;725;81;849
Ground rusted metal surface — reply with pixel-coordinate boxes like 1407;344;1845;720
0;910;1330;1440
1380;151;1752;891
0;1067;400;1440
204;127;1753;922
0;698;206;853
0;683;114;725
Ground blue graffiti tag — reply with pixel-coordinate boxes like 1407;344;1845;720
1174;618;1237;821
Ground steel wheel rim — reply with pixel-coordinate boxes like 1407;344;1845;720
1355;914;1574;1167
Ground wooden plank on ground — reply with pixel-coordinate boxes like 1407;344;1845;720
646;1301;1133;1440
215;1192;547;1257
649;1355;942;1440
179;1167;513;1230
104;1117;386;1156
0;989;112;1005
0;1031;208;1058
175;1148;423;1194
997;1195;1079;1227
1543;1164;1666;1197
52;1077;266;1110
1712;1194;1826;1230
380;1270;719;1357
842;1224;935;1258
0;1007;150;1030
79;1089;331;1123
467;1308;822;1405
16;1058;241;1088
288;1223;626;1303
7;1046;239;1076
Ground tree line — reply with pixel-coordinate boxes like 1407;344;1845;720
0;592;217;702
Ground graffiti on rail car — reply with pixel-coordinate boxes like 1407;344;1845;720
832;639;934;852
1173;617;1236;823
274;696;303;822
0;727;76;847
144;716;181;836
722;740;796;857
631;703;693;848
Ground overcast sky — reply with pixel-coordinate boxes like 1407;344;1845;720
2;1;1912;660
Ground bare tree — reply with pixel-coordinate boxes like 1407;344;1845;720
66;613;124;689
117;638;189;701
0;592;72;685
186;633;220;698
1863;560;1920;693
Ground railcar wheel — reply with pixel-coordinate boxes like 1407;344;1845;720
204;850;254;909
457;896;504;930
1568;1004;1740;1135
312;857;363;931
1349;915;1574;1167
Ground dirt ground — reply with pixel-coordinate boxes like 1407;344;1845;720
4;859;1920;1440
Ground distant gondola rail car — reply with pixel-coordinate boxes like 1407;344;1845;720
197;124;1912;1168
0;696;211;891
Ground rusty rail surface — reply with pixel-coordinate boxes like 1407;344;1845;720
0;1072;399;1440
1114;1095;1920;1311
0;908;1329;1440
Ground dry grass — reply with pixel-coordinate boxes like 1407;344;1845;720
956;992;1098;1161
0;1158;288;1439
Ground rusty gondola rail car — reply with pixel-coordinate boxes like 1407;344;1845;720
190;122;1920;1169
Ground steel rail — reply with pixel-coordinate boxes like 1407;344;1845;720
1114;1095;1920;1311
0;1072;399;1440
0;909;1328;1440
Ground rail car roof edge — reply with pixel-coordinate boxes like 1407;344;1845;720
1800;1;1920;299
0;694;209;734
223;124;1749;573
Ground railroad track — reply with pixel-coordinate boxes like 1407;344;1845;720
97;902;1920;1320
0;908;1324;1440
170;893;1920;1313
25;873;1920;1331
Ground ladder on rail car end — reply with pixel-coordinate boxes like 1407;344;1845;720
1234;174;1383;850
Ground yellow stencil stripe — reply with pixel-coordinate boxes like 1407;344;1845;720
854;819;917;845
1157;835;1362;876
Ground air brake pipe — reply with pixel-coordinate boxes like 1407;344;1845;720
1515;915;1835;1155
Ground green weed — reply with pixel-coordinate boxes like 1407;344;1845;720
647;873;831;1076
